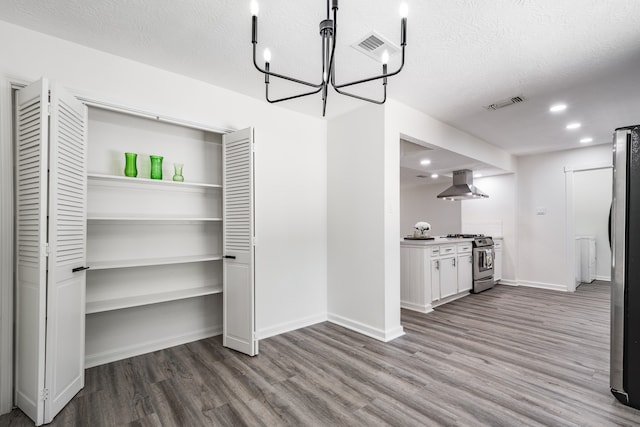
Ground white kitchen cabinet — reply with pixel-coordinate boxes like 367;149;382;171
494;238;503;283
400;240;473;313
456;243;473;292
457;255;473;292
431;258;441;303
400;247;433;312
439;256;458;299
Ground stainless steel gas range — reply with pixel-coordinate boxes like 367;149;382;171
446;234;495;293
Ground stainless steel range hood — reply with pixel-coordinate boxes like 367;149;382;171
437;169;489;201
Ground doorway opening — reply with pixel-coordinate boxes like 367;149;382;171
565;163;612;292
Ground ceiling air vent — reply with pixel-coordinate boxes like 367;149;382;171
484;95;526;111
352;31;400;62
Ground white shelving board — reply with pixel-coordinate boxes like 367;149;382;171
86;284;223;314
87;173;222;189
88;217;222;222
89;254;223;270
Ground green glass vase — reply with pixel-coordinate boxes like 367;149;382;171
173;163;184;182
150;155;163;180
124;152;137;177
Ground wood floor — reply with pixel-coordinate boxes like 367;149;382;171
3;281;640;426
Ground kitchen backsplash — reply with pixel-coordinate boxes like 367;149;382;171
461;220;503;237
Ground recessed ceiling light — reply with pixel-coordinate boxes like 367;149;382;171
549;104;567;113
580;137;593;143
566;122;581;130
474;173;483;178
420;159;431;165
431;173;438;178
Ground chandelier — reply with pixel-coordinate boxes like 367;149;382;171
251;0;408;116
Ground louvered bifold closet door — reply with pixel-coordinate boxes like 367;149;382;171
15;79;88;426
15;79;49;425
222;127;257;356
44;84;88;424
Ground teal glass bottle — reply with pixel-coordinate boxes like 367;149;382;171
124;152;137;177
150;155;163;180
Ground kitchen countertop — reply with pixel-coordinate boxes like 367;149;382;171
400;236;474;246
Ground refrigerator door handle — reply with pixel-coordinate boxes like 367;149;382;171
611;128;628;396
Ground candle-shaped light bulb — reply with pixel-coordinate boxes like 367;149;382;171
323;71;327;82
251;1;259;16
399;3;408;18
381;50;390;65
400;3;408;46
263;48;271;63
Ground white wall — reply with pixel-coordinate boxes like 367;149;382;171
400;182;461;237
461;174;518;282
0;21;327;357
326;98;515;343
517;144;612;290
0;73;13;415
386;100;517;174
574;168;612;280
327;104;403;341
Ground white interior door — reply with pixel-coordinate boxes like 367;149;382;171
14;79;87;425
222;127;257;356
44;83;88;423
15;78;49;425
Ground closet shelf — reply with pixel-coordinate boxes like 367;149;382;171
88;173;222;189
86;284;223;314
88;254;223;270
87;216;223;222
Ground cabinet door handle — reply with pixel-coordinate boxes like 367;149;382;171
223;255;236;259
72;266;90;273
452;258;456;267
436;260;439;270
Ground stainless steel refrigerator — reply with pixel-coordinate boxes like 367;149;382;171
611;125;640;409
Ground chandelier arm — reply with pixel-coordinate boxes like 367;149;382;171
266;86;323;104
332;47;405;89
252;45;324;89
332;83;387;105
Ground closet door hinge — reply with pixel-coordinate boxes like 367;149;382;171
40;388;49;401
44;243;50;257
47;103;51;116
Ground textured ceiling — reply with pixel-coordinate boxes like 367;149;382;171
1;0;640;158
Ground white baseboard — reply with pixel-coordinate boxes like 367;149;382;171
400;300;434;314
596;275;611;282
432;291;469;308
497;279;518;286
327;312;405;342
85;324;222;368
517;280;568;292
256;313;327;340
